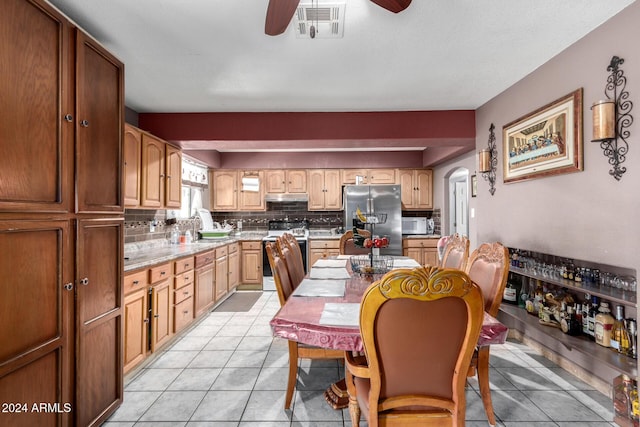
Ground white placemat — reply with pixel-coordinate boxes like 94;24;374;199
292;279;346;297
336;255;352;260
392;258;421;268
313;258;348;268
319;303;360;326
309;267;351;280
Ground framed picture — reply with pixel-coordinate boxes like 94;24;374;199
503;88;583;183
471;174;477;197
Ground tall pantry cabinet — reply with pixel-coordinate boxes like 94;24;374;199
0;1;125;426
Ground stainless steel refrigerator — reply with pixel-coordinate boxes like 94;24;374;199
343;184;402;256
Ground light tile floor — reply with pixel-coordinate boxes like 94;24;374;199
104;291;617;426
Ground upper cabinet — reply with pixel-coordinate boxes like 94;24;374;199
308;169;342;210
0;3;124;214
342;169;396;185
126;126;182;209
398;169;433;210
212;170;265;211
265;170;307;194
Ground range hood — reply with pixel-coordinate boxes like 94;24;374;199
265;193;309;202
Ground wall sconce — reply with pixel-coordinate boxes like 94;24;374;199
478;123;497;195
591;56;633;181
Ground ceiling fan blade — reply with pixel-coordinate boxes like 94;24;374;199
265;0;301;36
369;0;412;13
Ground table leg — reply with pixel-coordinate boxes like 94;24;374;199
345;364;361;427
323;378;349;409
477;346;496;426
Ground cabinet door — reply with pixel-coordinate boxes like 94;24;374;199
307;170;326;210
0;0;72;213
75;217;123;427
194;264;215;316
241;250;262;285
287;170;307;193
165;144;182;208
215;253;228;301
238;171;265;211
265;170;286;193
404;247;422;265
140;134;165;208
0;219;73;427
123;288;148;373
151;279;172;352
369;169;396;184
342;169;368;184
414;169;433;209
75;30;124;214
123;124;142;207
423;248;438;267
228;248;240;291
324;170;342;210
398;169;415;209
212;170;238;211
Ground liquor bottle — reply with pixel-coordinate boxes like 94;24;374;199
582;294;590;336
587;295;599;339
594;302;614;347
610;305;631;355
561;306;581;336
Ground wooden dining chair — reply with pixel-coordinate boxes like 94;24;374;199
339;229;371;255
276;235;305;289
440;233;470;270
283;232;305;274
345;266;484;427
264;242;344;409
464;242;510;427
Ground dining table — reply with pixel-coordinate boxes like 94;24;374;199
269;255;509;410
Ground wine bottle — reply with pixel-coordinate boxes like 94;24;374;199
611;305;631;355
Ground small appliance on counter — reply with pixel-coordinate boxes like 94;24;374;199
401;217;434;235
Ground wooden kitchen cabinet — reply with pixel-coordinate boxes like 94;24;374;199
238;170;265;211
309;239;341;266
124;124;142;207
342;169;396;184
165;144;182;208
1;2;124;425
149;263;173;352
241;241;263;285
397;169;433;209
140;134;182;209
308;169;342;210
194;250;215;316
174;256;195;333
402;238;438;267
228;243;240;291
265;170;307;193
212;170;265;211
123;269;149;373
215;245;229;301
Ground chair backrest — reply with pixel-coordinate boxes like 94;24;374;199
265;241;294;306
339;229;371;255
464;242;510;317
440;233;470;270
276;235;305;289
283;233;305;273
359;266;484;424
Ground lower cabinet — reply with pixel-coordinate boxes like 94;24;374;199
228;243;240;291
174;256;194;333
241;241;263;285
150;274;173;352
194;250;215;317
402;238;438;267
215;246;229;301
309;239;340;266
123;269;150;374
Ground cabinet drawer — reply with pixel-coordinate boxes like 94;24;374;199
174;282;194;305
228;242;239;254
150;262;171;283
124;269;149;295
174;270;194;289
242;241;262;250
195;250;214;268
174;256;194;275
174;297;194;332
216;246;228;258
310;239;340;249
402;239;438;249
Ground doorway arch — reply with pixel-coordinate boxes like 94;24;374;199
443;167;469;237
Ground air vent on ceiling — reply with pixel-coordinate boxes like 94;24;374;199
294;2;345;39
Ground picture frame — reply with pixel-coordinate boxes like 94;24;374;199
503;88;583;183
471;174;477;197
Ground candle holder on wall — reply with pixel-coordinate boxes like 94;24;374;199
478;123;497;195
591;56;633;181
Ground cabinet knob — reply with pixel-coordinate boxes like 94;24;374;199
183;310;189;314
79;277;89;286
160;271;166;275
63;114;73;122
154;314;160;318
80;120;89;127
183;291;189;295
143;318;149;323
133;280;139;285
63;282;73;291
184;276;189;281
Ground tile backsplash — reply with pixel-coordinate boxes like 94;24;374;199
124;203;440;243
